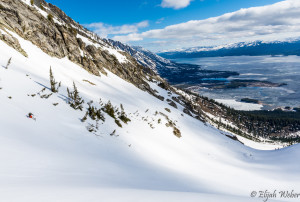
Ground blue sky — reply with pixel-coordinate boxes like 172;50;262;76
47;0;281;26
47;0;300;52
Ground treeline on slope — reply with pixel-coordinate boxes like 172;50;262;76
228;108;300;143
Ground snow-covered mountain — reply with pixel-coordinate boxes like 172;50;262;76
1;1;300;201
106;39;177;73
132;46;173;67
159;40;300;59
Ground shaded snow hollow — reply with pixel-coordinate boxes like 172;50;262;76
0;29;300;202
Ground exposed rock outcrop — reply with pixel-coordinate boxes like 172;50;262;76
0;27;27;57
0;0;152;90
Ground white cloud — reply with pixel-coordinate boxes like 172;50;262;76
156;17;165;24
161;0;193;9
86;21;149;38
114;0;300;51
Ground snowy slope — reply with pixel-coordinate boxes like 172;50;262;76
1;27;300;202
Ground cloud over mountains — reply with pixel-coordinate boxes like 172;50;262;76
86;21;149;38
113;0;300;51
161;0;194;9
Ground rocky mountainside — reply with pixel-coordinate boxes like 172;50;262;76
0;0;160;92
159;40;300;59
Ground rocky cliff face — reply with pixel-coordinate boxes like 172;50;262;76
0;0;156;91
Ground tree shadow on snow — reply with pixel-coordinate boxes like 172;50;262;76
34;80;69;103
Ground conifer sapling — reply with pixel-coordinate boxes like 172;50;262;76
67;82;84;111
6;57;12;69
49;67;61;93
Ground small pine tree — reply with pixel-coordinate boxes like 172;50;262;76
30;0;34;6
47;14;54;23
86;101;104;121
119;104;131;124
95;108;105;121
103;101;115;119
49;67;60;93
110;130;116;136
115;119;122;128
81;111;88;122
6;57;11;69
67;82;84;111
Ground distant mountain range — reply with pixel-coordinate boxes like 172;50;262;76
158;40;300;59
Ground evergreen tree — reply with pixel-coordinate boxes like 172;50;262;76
67;82;84;111
81;111;88;122
49;67;61;93
119;104;131;124
87;101;105;121
103;101;115;119
6;57;11;69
